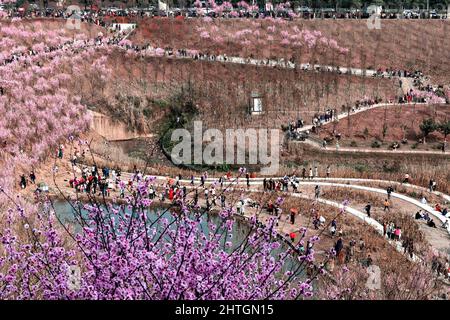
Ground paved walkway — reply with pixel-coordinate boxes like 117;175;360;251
120;173;450;235
287;190;421;262
54;164;448;279
300;137;449;155
288;101;449;155
133;43;422;83
173;183;421;262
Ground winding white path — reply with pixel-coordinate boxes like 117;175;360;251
138;44;420;82
286;190;421;262
121;173;450;235
294;102;425;134
187;183;421;262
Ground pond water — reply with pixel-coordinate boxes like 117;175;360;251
52;200;304;275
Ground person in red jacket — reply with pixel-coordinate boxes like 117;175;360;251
169;188;174;201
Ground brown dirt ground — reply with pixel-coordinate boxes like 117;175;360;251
130;19;450;85
318;104;450;149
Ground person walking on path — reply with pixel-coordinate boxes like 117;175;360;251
20;174;27;189
309;168;313;180
314;185;321;199
57;144;64;159
326;165;331;178
289;232;296;242
383;199;391;212
200;175;205;187
29;171;36;184
365;202;372;218
335;237;344;257
290;209;296;225
387;186;393;199
403;173;410;184
314;166;318;178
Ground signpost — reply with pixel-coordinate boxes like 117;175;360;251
250;92;263;115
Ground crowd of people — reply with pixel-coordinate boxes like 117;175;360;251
3;4;449;294
17;139;450;284
331;236;373;269
431;255;450;280
260;167;332;193
285;96;394;143
0;30;131;69
1;6;144;27
19;171;36;189
415;210;439;228
374;68;424;79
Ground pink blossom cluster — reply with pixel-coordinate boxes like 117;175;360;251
193;21;349;55
0;175;319;299
275;2;291;11
192;0;260;16
411;89;446;104
0;25;111;195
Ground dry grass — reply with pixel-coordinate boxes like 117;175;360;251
101;50;397;131
318;104;450;147
286;143;450;194
131;19;450;85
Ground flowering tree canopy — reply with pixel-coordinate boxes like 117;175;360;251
0;174;320;300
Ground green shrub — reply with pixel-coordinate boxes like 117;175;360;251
371;140;381;148
407;191;419;199
354;163;369;173
142;108;152;118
